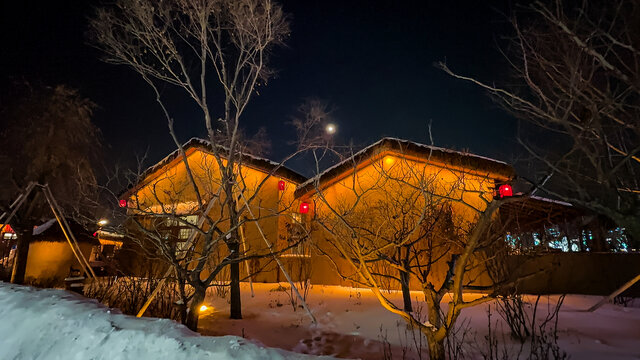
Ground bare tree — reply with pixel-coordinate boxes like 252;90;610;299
0;82;100;284
304;139;522;360
89;0;291;328
109;146;308;329
437;0;640;244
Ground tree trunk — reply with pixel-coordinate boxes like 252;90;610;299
590;218;609;252
426;335;446;360
11;227;32;284
185;286;206;331
424;289;445;360
400;270;413;312
177;275;189;325
624;219;640;249
229;242;242;319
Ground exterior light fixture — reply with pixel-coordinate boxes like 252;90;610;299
200;305;208;312
119;199;127;208
384;156;395;166
299;202;310;214
98;219;109;226
278;180;286;191
498;184;513;198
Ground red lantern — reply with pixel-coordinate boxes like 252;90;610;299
498;184;513;198
278;180;286;191
119;199;127;208
299;202;309;214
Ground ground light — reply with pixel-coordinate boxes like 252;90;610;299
200;305;208;312
97;219;109;226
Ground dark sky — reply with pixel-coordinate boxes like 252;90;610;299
1;0;518;174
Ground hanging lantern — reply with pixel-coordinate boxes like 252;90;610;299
119;199;128;208
299;202;310;214
278;180;286;191
498;184;513;198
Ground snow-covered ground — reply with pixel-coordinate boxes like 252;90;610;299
2;281;638;360
199;283;640;359
0;282;326;360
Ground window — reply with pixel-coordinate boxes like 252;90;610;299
163;215;198;241
159;215;199;256
282;213;309;257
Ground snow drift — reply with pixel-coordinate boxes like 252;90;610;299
0;283;325;360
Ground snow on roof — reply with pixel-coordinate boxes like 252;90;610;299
529;195;573;207
32;218;57;236
296;137;513;193
123;137;307;197
383;137;508;165
0;283;316;360
142;137;294;178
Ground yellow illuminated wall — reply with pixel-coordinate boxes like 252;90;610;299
128;146;508;289
24;241;94;285
127;147;301;283
304;150;506;289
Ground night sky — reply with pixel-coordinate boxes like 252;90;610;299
1;0;518;175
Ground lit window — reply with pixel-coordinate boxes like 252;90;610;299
282;213;309;257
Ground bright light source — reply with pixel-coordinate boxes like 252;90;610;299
325;123;336;135
498;184;513;198
200;305;208;312
384;156;395;166
299;202;310;214
98;219;109;226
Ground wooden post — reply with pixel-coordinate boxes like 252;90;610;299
41;184;96;279
239;222;255;297
587;273;640;312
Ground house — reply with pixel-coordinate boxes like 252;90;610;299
119;138;308;282
122;137;525;289
293;137;516;289
23;219;98;286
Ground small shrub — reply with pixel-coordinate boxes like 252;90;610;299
84;276;182;321
479;296;569;360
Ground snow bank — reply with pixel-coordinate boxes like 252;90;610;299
0;283;326;360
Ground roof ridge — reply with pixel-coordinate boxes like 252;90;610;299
296;137;512;192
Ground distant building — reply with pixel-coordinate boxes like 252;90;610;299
20;219;97;285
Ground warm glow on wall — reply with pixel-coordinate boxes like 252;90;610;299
384;156;395;166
